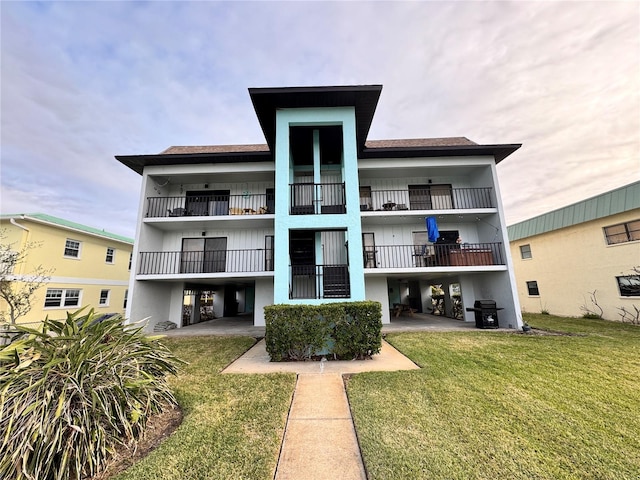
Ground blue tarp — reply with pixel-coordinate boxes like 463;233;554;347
426;216;439;242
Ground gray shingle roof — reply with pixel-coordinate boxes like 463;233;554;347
365;137;477;148
160;144;269;155
160;137;478;155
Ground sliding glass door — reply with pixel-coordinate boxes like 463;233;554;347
181;237;227;273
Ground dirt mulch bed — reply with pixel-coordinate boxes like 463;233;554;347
87;405;183;479
520;327;585;337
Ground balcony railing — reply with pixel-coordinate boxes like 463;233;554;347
138;249;274;275
359;187;494;211
146;193;274;218
290;183;346;215
290;264;350;299
363;243;505;269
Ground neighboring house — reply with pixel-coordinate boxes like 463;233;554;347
507;181;640;320
0;213;134;325
116;85;523;330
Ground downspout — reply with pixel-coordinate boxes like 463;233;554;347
10;217;30;233
9;217;30;276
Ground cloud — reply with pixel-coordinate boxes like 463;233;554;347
1;1;638;237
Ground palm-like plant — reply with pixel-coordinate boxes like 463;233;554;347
0;309;184;480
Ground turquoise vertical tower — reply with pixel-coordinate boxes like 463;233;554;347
272;107;365;304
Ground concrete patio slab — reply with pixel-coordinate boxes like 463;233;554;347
160;312;488;338
221;339;420;374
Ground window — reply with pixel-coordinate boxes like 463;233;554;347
519;244;532;259
617;275;640;297
123;289;128;309
44;288;81;308
105;247;115;264
44;289;63;307
99;289;110;306
64;239;81;258
128;252;133;271
604;219;640;245
526;281;540;296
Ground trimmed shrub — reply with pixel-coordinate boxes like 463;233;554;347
264;301;382;361
333;301;382;360
0;309;184;480
264;304;333;361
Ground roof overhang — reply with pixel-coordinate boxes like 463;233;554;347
1;214;133;244
249;85;383;152
360;143;522;163
115;150;273;175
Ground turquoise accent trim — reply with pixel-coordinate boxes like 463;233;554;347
273;107;365;304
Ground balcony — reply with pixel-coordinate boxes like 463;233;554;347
137;249;274;275
363;243;505;269
290;183;346;215
146;193;274;218
359;187;494;212
290;264;350;299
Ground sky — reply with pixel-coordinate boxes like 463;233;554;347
1;1;639;239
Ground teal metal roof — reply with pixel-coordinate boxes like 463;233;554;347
1;213;134;244
507;181;640;241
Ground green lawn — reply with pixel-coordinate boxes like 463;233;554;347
114;336;295;480
113;316;640;479
347;314;640;480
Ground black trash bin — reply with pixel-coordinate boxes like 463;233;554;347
466;300;503;329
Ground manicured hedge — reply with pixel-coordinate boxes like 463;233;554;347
264;301;382;361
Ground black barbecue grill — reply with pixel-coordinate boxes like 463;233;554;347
466;300;503;329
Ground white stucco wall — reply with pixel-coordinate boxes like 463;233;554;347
254;277;275;326
364;276;391;324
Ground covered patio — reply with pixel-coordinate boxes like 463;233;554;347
159;311;481;337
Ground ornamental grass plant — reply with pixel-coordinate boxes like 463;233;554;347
0;309;184;480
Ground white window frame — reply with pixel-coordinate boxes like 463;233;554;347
44;288;82;308
123;289;128;309
44;289;63;308
603;219;640;245
616;275;640;297
105;247;115;264
519;244;532;259
64;239;82;259
99;289;110;306
526;281;540;296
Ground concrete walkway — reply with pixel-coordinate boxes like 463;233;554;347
275;374;366;480
222;340;419;480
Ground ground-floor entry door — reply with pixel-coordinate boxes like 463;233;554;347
223;286;238;317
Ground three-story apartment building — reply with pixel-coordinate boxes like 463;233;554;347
117;85;523;329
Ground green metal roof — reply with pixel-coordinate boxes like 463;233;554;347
1;213;134;244
507;181;640;241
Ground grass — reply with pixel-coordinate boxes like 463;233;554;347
114;336;296;480
347;314;640;479
111;316;640;479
